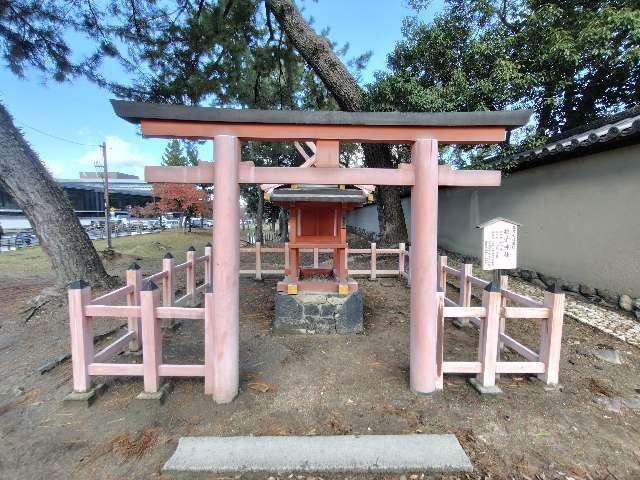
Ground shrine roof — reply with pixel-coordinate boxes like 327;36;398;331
270;186;367;203
111;100;532;128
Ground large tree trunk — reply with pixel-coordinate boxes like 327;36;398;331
265;0;408;245
0;103;114;288
362;144;408;245
537;83;556;135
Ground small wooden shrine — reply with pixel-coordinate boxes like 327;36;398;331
269;185;368;295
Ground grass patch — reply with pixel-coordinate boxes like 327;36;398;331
0;230;214;280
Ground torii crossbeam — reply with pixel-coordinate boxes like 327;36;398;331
112;100;531;402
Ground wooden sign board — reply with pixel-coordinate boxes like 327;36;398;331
478;218;519;271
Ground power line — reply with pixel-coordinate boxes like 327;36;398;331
17;122;102;148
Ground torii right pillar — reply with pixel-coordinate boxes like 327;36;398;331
410;138;440;394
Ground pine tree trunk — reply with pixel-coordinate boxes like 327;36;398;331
0;103;114;288
265;0;408;245
278;208;289;242
255;189;264;243
362;144;408;244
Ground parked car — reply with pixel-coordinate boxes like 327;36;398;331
90;220;106;228
164;219;180;229
145;220;161;229
15;231;33;245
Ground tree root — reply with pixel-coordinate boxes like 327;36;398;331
21;297;52;324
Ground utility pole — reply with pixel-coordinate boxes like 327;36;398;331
101;142;112;250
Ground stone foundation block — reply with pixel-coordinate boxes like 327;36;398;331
136;383;172;404
274;291;363;334
63;383;107;407
468;378;503;395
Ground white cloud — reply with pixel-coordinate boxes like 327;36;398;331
42;159;65;177
77;135;155;178
75;126;93;138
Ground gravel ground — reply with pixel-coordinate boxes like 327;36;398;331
0;231;639;480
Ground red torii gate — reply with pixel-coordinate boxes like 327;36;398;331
112;100;530;402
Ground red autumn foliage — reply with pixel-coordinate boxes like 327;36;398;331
132;202;161;218
153;183;208;217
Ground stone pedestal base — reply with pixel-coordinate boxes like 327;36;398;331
63;383;106;407
136;383;172;404
274;291;363;334
468;378;503;395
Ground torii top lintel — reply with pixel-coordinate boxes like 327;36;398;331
111;100;531;144
110;100;531;187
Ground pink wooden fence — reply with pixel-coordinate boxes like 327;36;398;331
282;244;564;389
240;241;408;281
433;254;565;390
67;243;234;401
68;242;565;401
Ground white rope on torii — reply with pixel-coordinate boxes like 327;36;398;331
260;141;375;196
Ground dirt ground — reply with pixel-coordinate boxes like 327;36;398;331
0;230;639;480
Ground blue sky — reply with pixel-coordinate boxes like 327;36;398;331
0;0;440;179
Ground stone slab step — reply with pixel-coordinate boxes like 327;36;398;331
163;434;473;474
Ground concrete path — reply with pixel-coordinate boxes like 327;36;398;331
163;434;473;474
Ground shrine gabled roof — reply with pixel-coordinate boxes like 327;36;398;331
270;186;367;204
111;100;532;128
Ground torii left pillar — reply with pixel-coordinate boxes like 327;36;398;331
209;135;240;403
410;138;439;394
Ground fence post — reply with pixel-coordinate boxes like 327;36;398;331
494;274;509;379
538;284;566;386
284;241;290;271
204;242;213;286
344;245;349;273
68;280;93;393
407;246;412;285
471;282;502;394
454;263;473;328
435;289;445;390
187;246;196;306
162;252;175;328
255;241;262;280
498;275;509;351
437;255;447;294
204;286;215;395
370;242;377;280
398;242;405;276
140;281;161;393
126;263;143;351
313;247;319;269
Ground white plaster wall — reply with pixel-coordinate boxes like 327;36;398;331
346;202;380;234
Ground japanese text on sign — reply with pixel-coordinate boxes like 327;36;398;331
481;220;518;270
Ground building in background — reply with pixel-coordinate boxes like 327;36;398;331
0;172;154;220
